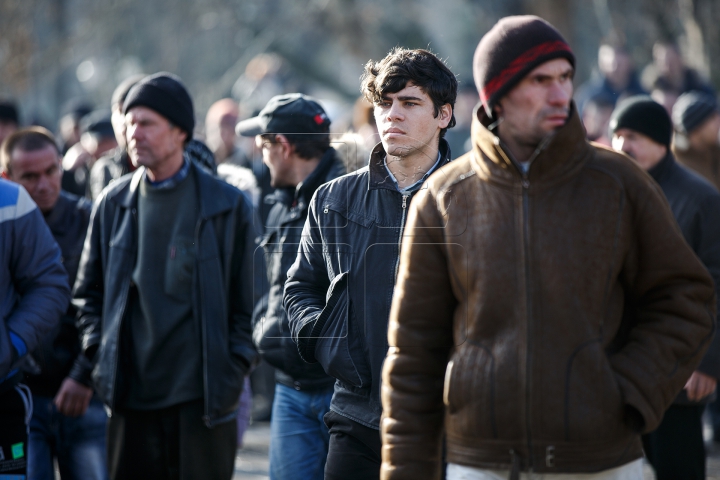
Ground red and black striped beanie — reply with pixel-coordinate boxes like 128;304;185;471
473;16;575;117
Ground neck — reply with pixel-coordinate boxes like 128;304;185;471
146;150;185;182
293;156;322;187
385;141;440;190
497;133;538;165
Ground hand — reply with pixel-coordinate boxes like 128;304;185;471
53;378;93;417
684;370;717;401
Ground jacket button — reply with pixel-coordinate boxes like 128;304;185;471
294;381;301;391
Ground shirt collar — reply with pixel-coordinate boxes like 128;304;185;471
384;151;443;194
144;154;191;190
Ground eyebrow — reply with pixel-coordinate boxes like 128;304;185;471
381;95;424;102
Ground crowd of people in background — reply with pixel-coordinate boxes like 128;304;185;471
2;14;720;480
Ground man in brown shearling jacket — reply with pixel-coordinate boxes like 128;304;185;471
380;16;716;480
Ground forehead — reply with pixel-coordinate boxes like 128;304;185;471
524;58;574;79
381;82;430;100
11;144;59;170
126;105;167;123
612;128;656;143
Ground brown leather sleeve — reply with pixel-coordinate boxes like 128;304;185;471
611;180;716;433
381;187;459;480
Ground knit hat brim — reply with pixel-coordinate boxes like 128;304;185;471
473;16;575;118
609;95;672;147
123;72;195;140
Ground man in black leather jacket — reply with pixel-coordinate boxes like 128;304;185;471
283;48;457;480
611;95;720;480
237;94;344;480
73;73;258;480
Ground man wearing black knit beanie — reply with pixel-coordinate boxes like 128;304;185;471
610;95;720;480
73;72;259;479
381;16;715;480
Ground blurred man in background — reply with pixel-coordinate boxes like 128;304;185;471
644;42;714;98
238;93;344;480
88;74;145;201
610;95;720;480
0;100;20;146
206;98;244;165
575;40;646;114
672;91;720;191
2;127;105;480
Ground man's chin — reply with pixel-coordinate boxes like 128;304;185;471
384;142;413;158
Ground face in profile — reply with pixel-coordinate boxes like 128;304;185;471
494;58;574;148
611;128;667;171
125;106;186;171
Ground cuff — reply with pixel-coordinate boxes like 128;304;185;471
67;355;94;388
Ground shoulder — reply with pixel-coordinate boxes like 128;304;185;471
583;143;659;191
314;166;369;203
195;164;254;214
424;153;476;193
671;162;720;211
0;179;37;223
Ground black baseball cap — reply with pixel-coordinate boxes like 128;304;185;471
235;93;330;137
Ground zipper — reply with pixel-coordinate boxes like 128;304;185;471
521;175;534;470
493;136;550;471
394;194;410;280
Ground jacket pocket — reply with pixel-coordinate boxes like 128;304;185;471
444;341;497;439
312;272;370;389
564;341;624;441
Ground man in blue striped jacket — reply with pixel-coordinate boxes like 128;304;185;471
0;177;70;477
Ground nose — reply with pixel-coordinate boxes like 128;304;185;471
36;173;50;193
547;80;572;108
127;123;140;143
386;101;404;122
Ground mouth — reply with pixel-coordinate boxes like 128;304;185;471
383;127;406;136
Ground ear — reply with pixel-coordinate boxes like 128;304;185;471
493;100;504;117
275;134;293;159
438;104;452;129
1;171;9;180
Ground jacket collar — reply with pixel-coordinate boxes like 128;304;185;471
367;138;452;191
647;151;676;184
113;162;235;218
272;147;341;207
43;191;73;229
470;101;590;189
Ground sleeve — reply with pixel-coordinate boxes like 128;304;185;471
72;194;107;371
691;193;720;379
282;191;332;363
6;188;70;365
228;194;263;371
610;183;716;433
381;187;457;480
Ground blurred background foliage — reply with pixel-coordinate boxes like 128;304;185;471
0;0;718;129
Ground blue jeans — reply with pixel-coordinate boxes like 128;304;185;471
28;395;108;480
269;383;333;480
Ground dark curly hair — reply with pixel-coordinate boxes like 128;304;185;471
360;47;458;138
